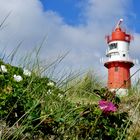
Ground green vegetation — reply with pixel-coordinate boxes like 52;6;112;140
0;57;139;140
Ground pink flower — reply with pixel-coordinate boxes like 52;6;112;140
99;100;117;113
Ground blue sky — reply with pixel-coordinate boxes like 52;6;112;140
40;0;82;25
0;0;140;79
131;1;140;32
40;0;140;32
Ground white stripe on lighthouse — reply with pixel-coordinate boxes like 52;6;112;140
106;40;133;62
110;88;128;96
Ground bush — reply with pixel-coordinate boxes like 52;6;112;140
0;60;131;139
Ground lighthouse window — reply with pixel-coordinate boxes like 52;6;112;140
123;54;126;57
115;67;118;72
109;43;118;50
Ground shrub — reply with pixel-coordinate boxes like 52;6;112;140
0;60;132;139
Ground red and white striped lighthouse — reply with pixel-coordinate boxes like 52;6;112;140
104;19;134;96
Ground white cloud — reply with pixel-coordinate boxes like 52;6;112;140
130;33;140;81
0;0;139;80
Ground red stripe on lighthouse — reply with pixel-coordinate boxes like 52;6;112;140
104;61;133;89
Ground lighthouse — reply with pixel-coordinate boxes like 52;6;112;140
104;19;134;96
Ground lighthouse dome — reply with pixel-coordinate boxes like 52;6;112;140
106;19;132;43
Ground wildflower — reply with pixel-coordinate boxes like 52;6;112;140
99;100;117;113
15;112;18;117
47;89;52;95
13;74;23;82
0;65;7;73
58;93;64;98
47;81;55;87
23;69;31;76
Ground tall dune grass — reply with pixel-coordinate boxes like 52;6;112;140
0;45;140;139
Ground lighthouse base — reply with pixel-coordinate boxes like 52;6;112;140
110;88;128;97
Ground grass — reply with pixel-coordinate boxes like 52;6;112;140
0;58;137;139
0;45;140;139
119;87;140;140
0;54;88;138
66;71;102;104
0;55;105;139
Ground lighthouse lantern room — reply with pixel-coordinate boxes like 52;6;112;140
104;19;134;96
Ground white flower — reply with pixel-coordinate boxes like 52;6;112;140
0;65;7;73
13;74;23;82
15;112;18;117
58;94;64;98
47;89;52;95
23;69;31;76
47;81;55;87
